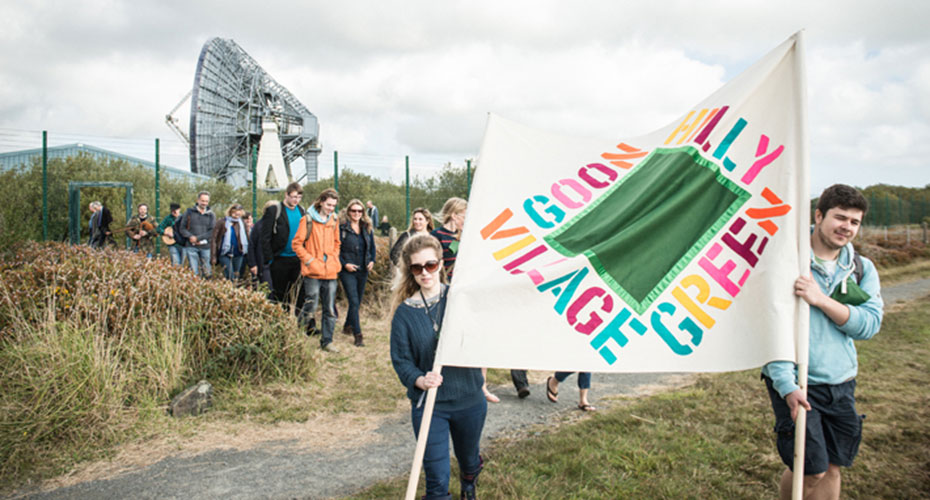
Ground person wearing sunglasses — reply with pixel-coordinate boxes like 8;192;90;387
389;234;486;500
337;199;376;347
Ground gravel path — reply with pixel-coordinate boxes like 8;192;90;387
14;277;930;500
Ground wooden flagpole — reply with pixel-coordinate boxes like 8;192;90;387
404;358;444;500
791;29;811;500
792;368;809;499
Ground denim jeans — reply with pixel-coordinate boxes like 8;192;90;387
168;245;184;266
411;398;487;499
300;278;337;346
555;371;591;389
185;247;211;278
217;254;244;281
338;268;368;334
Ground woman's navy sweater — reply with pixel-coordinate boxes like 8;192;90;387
390;286;484;411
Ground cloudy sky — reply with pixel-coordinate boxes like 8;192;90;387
1;0;927;194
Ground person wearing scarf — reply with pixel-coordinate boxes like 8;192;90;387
211;204;249;281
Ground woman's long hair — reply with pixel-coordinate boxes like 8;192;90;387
436;197;467;228
389;233;446;315
338;198;371;233
405;207;435;233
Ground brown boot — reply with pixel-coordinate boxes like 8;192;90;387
354;333;364;347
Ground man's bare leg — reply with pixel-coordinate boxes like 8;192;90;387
779;464;841;500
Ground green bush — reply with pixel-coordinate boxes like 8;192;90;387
0;242;316;482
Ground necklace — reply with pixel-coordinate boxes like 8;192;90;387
418;287;444;337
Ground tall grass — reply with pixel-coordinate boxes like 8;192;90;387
0;242;317;485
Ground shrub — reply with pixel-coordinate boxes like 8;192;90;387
0;242;316;482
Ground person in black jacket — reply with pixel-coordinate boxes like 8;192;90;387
260;182;306;313
88;201;113;249
338;199;376;346
177;191;216;278
249;201;276;291
390;207;434;265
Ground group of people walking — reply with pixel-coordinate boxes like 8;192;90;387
85;181;883;500
87;193;254;282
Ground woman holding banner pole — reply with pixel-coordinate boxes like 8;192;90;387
390;234;487;500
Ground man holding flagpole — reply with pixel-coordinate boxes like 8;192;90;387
762;183;883;500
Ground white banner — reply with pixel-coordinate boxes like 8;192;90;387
438;33;810;373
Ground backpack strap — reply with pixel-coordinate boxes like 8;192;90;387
852;251;863;284
272;201;282;235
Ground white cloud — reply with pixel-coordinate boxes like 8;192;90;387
0;0;928;191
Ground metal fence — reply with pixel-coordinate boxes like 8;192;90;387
865;196;930;227
0;128;476;244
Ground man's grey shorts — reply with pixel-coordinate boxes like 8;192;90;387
764;376;863;475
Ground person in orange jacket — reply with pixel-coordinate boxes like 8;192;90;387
293;188;342;351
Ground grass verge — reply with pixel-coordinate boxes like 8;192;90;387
348;293;930;499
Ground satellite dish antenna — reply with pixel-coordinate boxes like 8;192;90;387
168;37;321;187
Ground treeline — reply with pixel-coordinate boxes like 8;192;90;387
0;154;471;250
808;184;930;226
859;184;930;226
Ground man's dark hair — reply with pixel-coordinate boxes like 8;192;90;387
285;182;303;196
815;184;869;217
170;202;181;211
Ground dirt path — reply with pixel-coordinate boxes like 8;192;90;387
12;277;930;500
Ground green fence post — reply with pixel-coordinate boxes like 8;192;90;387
405;155;410;227
42;131;48;242
154;138;161;255
251;145;258;214
885;196;890;227
466;159;472;197
334;151;339;191
124;188;133;249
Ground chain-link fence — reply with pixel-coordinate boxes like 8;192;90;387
865;195;930;227
0;128;476;251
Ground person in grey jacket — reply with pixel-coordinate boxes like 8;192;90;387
178;191;216;278
762;184;883;500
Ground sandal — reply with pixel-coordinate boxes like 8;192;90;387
577;403;597;412
546;376;558;403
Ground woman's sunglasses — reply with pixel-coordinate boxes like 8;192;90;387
348;208;363;213
410;260;440;275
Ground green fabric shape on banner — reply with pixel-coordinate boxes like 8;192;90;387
545;146;750;314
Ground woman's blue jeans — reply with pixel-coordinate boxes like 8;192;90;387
217;254;244;280
338;268;368;334
555;371;591;389
411;398;487;499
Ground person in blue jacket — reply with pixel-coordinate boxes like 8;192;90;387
390;234;486;500
338;199;376;347
762;184;883;500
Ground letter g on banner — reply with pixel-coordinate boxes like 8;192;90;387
524;195;565;229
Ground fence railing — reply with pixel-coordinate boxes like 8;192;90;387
865;196;930;226
0;129;476;248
